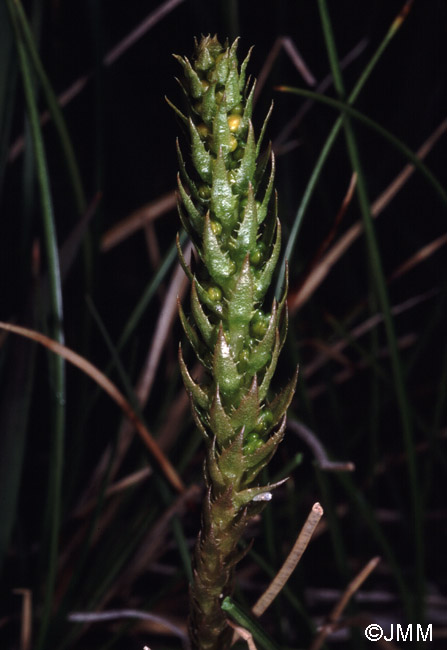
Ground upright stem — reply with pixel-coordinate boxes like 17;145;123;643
171;37;296;648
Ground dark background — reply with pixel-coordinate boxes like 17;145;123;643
1;1;446;648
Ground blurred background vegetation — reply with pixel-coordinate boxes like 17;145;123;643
1;1;446;648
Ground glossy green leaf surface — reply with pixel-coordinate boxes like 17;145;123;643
172;36;296;650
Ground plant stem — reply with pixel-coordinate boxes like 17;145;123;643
317;0;424;620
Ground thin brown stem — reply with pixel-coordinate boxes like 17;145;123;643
8;0;186;162
309;556;381;650
101;191;177;252
289;119;447;313
252;503;323;617
13;589;32;650
0;321;184;494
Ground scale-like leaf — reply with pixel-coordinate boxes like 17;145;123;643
190;399;210;442
173;38;297;649
227;255;253;352
178;301;210;369
208;49;229;85
233;184;258;261
268;368;299;424
234;122;256;193
240;80;255;133
224;63;241;110
206;438;225;491
254;218;281;301
254;142;272;191
165;96;188;124
232;477;288;510
210;148;237;227
191;281;215;347
259;329;281;402
243;416;287;483
238;46;253;92
201;83;217;124
173;55;203;99
230;376;260;432
178;345;210;410
176;140;199;198
217;428;244;484
209;385;235;447
203;212;235;287
256;101;274;158
212;99;232;156
257;152;275;224
189;118;211;183
177;174;204;234
248;302;278;373
213;326;241;399
177;202;195;241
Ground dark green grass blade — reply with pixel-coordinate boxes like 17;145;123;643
12;0;86;215
156;477;192;583
86;296;185;490
72;230;186;415
272;452;303;483
86;295;147;416
336;471;411;614
325;313;390;384
315;468;348;581
316;0;423;619
274;1;416;298
56;500;159;650
276;86;447;208
219;0;240;41
65;233;187;503
0;1;18;201
118;230;188;349
86;299;192;583
0;340;36;575
49;447;117;646
221;597;281;650
0;10;35;575
94;572;185;650
7;2;66;646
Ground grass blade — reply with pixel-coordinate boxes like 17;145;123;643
7;2;66;645
0;320;185;495
274;0;415;298
0;340;36;575
316;0;423;619
221;597;281;650
12;0;86;214
118;230;188;349
276;86;447;207
0;0;18;200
